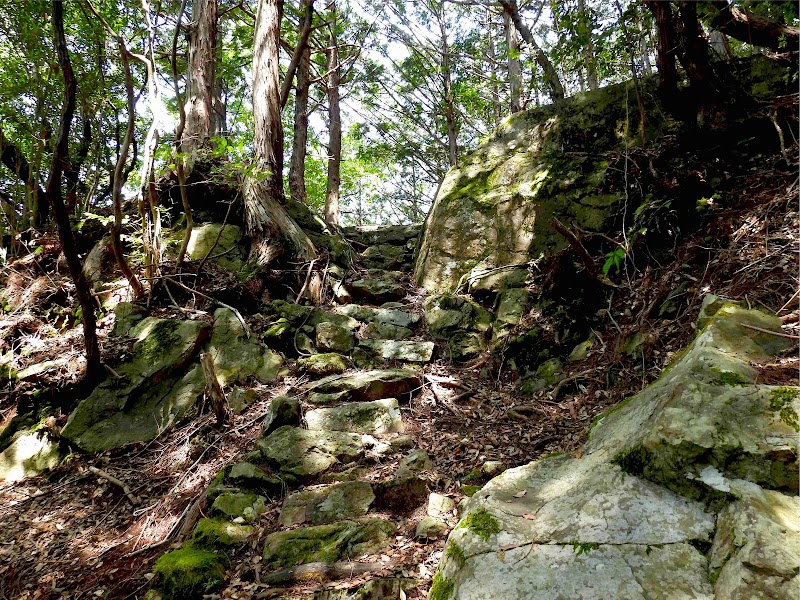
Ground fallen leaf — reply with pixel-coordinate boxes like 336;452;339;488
513;490;526;498
522;514;536;520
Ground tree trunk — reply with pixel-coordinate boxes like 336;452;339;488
0;127;47;226
499;0;565;101
578;0;598;90
486;7;501;125
504;12;522;114
701;0;799;52
182;0;218;156
325;1;341;227
675;2;715;124
280;0;314;109
48;0;102;384
247;0;315;263
644;0;679;97
438;8;458;167
289;1;312;205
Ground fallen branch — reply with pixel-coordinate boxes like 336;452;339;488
739;323;800;340
200;352;229;426
88;466;140;506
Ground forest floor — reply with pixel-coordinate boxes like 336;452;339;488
0;146;797;600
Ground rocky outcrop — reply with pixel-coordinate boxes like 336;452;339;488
433;298;800;600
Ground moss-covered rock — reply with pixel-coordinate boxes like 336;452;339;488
211;491;267;522
334;304;420;328
305;399;404;435
359;339;435;363
256;426;368;478
190;517;253;548
278;481;375;526
263;395;302;435
208;308;283;386
586;299;797;497
316;321;356;353
396;449;433;478
347;270;407;304
360;244;407;270
62;318;209;453
374;476;429;514
262;518;396;569
297;352;349;376
305;369;422;405
709;485;800;599
152;547;225;600
362;322;413;340
185;223;247;273
0;431;61;482
424;294;492;339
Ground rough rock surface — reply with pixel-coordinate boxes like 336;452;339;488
0;431;61;482
262;518;396;569
586;298;798;495
334;304;420;328
359;339;435;363
279;481;375;526
433;299;798;600
305;369;422;405
256;426;369;478
305;399;404;435
413;79;666;293
61;318;209;452
347;270;407;304
210;308;283;386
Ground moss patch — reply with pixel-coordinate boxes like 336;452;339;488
429;572;456;600
769;386;800;432
189;518;253;549
459;508;500;542
153;547;225;600
445;542;467;568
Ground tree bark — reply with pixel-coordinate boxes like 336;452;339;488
182;0;219;156
325;1;342;226
578;0;598;90
504;12;522;113
247;0;315;263
289;0;312;205
499;0;565;101
280;0;314;109
48;0;102;384
0;127;47;225
701;0;799;52
644;0;679;96
438;7;458;166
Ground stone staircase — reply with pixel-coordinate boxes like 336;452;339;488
147;224;454;599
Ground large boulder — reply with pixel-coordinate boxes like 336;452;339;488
185;223;247;273
586;298;798;497
62;318;209;453
434;452;715;600
209;308;283;386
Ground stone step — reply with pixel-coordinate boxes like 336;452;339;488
305;399;404;435
279;481;375;526
334;304;420;328
359;339;434;363
305;368;422;405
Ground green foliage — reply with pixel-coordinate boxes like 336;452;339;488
601;246;626;277
571;541;600;556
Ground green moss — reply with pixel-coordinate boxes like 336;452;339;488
189;518;253;549
611;445;651;477
459;508;500;542
153;547;225;600
461;485;482;497
769;386;800;432
445;542;467;568
429;572;456;600
709;368;749;386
